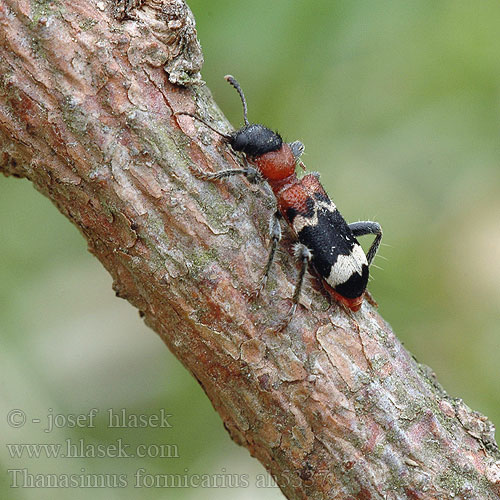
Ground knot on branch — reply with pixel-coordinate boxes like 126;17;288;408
114;0;203;85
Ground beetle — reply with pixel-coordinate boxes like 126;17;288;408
177;75;382;319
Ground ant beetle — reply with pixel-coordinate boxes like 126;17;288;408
177;75;382;320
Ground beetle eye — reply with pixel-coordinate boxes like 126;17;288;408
231;132;248;152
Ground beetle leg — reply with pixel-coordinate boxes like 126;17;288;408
289;140;305;160
190;165;263;184
277;243;312;330
348;221;382;266
253;211;282;297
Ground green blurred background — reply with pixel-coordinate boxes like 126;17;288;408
1;1;499;498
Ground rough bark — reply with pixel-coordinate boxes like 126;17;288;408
1;1;499;498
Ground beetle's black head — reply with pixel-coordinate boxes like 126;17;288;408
223;75;283;157
230;124;283;158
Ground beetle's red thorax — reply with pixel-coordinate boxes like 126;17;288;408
250;143;296;181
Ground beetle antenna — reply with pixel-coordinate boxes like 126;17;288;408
175;112;232;140
225;75;249;126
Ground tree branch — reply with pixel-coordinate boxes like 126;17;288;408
1;0;499;498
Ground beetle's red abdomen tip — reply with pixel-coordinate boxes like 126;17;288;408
339;294;363;312
323;283;364;312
